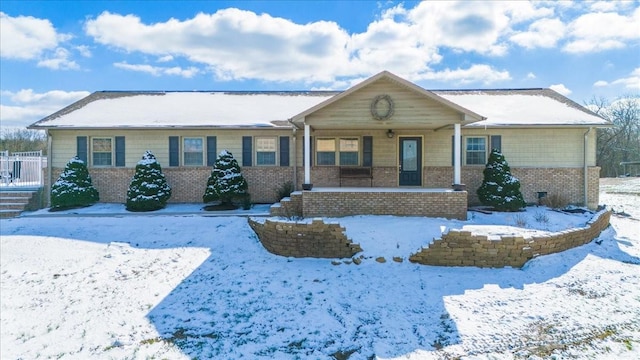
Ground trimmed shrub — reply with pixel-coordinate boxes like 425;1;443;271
203;150;249;206
126;151;171;211
477;149;526;211
50;157;99;210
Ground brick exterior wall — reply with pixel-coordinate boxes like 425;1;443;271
409;209;611;268
248;218;363;258
301;190;467;219
424;166;601;209
49;165;600;209
52;166;295;204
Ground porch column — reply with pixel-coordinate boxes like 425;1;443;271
453;123;461;186
304;123;311;185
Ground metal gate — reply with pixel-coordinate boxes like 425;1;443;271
0;150;44;188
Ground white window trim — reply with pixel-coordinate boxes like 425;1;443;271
91;137;113;167
464;136;488;166
183;137;204;166
255;136;278;166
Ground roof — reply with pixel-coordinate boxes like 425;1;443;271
29;72;610;130
434;89;610;127
30;91;338;129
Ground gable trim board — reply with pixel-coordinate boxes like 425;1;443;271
33;71;609;209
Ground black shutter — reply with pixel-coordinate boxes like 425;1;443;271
206;136;217;166
77;136;87;164
169;136;179;166
279;136;290;166
363;136;373;167
115;136;125;167
242;136;252;167
490;135;502;152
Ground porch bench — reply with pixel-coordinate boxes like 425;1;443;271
339;166;373;187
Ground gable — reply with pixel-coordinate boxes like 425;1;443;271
302;76;477;130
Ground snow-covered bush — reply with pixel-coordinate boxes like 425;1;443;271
50;157;99;210
126;151;171;212
203;150;249;206
477;149;526;211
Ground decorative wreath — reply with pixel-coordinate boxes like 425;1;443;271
370;94;394;121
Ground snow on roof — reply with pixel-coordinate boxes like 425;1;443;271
31;91;338;129
434;89;610;127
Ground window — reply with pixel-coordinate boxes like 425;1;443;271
256;137;277;165
92;138;112;166
339;138;359;165
183;138;203;166
316;138;336;165
465;137;487;165
316;138;360;166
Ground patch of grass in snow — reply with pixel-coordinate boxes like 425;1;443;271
533;210;549;224
512;213;528;228
514;323;634;358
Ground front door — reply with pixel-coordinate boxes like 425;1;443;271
399;137;422;186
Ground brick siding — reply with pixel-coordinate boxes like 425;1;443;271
48;165;600;209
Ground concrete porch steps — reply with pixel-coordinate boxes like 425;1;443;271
0;191;37;218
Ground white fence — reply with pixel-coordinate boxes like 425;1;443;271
0;150;45;188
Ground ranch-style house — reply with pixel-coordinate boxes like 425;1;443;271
30;71;610;219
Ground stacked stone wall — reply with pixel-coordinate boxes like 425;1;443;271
409;210;611;268
248;218;362;258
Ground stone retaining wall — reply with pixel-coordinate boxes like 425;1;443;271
248;218;362;258
409;210;611;268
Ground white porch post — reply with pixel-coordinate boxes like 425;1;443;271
304;123;311;185
453;123;461;186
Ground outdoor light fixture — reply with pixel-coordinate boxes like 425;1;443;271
387;129;395;138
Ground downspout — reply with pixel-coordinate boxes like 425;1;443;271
292;126;297;190
583;127;592;208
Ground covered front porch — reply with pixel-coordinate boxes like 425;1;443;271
271;187;468;220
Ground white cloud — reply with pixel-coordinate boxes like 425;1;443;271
37;47;79;70
82;3;551;86
593;67;640;91
418;64;511;85
0;12;83;71
526;72;536;79
549;83;572;96
0;89;90;128
86;10;351;83
157;55;174;62
510;18;565;49
114;62;200;78
0;12;62;59
564;8;640;53
75;45;92;58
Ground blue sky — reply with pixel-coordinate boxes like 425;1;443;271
1;0;638;128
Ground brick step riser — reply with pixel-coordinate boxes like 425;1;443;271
0;203;28;210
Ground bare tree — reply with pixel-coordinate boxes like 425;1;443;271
0;129;47;154
589;95;640;177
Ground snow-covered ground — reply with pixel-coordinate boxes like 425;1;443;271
1;178;639;359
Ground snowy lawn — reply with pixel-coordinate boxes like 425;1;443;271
1;181;639;359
